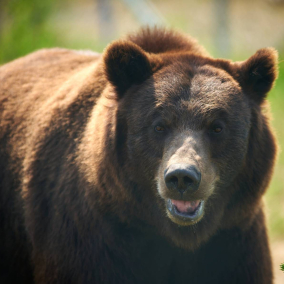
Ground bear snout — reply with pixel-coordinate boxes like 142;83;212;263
164;164;201;195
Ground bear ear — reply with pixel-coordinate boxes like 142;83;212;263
236;48;278;104
103;41;153;97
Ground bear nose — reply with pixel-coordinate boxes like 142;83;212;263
164;164;201;194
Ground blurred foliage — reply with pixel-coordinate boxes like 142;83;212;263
0;0;65;63
0;0;283;241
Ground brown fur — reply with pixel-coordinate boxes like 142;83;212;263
0;28;278;284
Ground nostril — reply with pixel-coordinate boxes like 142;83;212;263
168;176;178;186
183;176;194;186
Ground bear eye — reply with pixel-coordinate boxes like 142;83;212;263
154;125;165;132
213;126;223;133
210;121;224;134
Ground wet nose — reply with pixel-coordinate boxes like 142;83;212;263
164;164;201;194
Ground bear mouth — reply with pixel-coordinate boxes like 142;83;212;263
166;199;205;226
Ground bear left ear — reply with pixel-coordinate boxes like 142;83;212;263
236;48;278;104
103;41;153;97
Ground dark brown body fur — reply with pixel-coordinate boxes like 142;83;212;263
0;28;278;283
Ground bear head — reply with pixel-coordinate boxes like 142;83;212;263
101;28;278;249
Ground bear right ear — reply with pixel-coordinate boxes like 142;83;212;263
236;48;278;104
103;41;153;97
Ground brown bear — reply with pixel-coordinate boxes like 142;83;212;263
0;27;278;284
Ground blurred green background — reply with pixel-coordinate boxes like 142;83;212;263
0;0;283;280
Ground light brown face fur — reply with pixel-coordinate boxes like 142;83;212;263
157;131;218;226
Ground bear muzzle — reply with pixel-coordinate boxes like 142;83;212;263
163;164;205;225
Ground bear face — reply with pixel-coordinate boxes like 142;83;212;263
103;33;278;249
